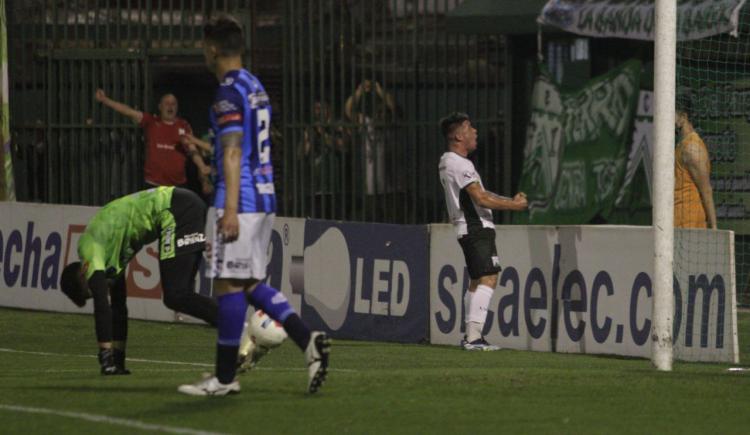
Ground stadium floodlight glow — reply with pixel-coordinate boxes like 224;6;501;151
651;0;676;372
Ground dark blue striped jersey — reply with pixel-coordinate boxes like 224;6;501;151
210;69;276;213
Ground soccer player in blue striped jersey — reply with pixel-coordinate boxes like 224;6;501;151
178;14;330;396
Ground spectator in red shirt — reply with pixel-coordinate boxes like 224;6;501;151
95;89;211;188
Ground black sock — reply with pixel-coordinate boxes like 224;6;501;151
283;313;312;351
215;344;239;384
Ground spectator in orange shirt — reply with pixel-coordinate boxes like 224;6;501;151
675;108;717;229
95;89;211;189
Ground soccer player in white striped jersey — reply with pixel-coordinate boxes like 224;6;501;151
438;112;528;351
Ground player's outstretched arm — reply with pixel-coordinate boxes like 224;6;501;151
465;182;528;211
95;88;143;124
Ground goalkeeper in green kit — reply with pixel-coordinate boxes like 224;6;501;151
59;187;217;375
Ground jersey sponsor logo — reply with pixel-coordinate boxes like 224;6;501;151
213;99;238;114
218;113;242;125
226;260;250;270
176;232;206;248
156;143;176;151
256;183;275;194
248;92;270;108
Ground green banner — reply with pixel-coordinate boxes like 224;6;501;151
0;0;14;201
515;60;641;224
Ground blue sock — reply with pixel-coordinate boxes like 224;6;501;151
216;292;247;383
247;283;295;323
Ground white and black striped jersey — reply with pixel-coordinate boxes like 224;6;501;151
438;152;494;237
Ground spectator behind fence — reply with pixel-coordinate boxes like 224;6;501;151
675;108;717;229
345;79;396;196
301;101;349;210
95;89;210;191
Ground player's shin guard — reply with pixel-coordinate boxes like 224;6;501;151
216;292;248;384
248;284;310;351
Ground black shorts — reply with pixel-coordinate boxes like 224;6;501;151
458;227;501;280
159;187;208;260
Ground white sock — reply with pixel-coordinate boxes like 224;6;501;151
465;285;494;342
466;321;483;343
464;290;480;342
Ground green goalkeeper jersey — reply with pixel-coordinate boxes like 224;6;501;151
78;187;176;280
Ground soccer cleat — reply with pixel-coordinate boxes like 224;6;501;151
305;331;331;394
177;375;240;396
98;348;131;375
460;336;501;351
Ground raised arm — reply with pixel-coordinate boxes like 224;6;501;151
95;89;143;124
683;140;718;229
465;182;528;211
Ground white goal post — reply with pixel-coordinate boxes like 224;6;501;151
652;0;677;371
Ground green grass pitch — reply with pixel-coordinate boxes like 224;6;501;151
1;307;750;434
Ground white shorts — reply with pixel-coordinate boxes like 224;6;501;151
206;208;275;280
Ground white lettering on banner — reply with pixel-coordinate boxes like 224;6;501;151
553;161;586;210
354;258;371;314
592;158;619;203
538;0;747;41
562;72;637;144
372;259;390;315
353;258;411;316
390;260;410;316
256;183;275;194
616;104;653;207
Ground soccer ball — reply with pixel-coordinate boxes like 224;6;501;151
238;309;287;372
248;309;287;348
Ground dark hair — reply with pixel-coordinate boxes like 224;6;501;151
60;262;87;307
203;14;245;57
439;112;470;143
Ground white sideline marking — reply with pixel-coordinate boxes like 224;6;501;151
0;404;227;435
0;348;356;372
34;368;200;374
